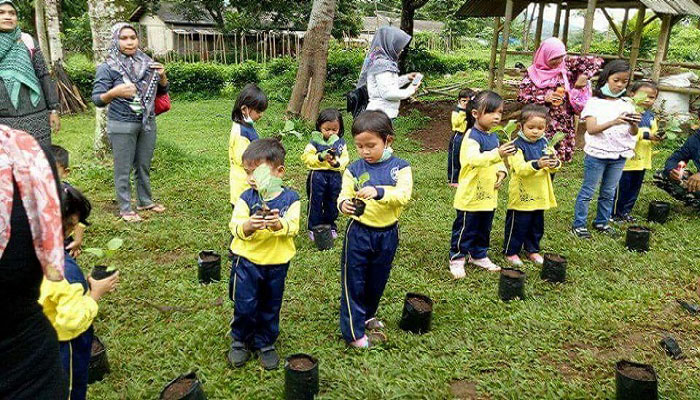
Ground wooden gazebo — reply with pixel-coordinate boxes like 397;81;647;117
456;0;700;93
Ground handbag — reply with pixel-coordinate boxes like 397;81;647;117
346;85;368;118
155;92;171;115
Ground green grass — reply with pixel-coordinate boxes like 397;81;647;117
56;94;700;399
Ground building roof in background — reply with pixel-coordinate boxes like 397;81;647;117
130;2;216;26
456;0;700;18
362;14;445;33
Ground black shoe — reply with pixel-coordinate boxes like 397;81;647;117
227;341;251;368
571;227;592;239
259;345;280;370
624;214;637;223
593;224;616;236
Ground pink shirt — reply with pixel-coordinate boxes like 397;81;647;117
581;97;638;159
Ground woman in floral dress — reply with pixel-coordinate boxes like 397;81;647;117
518;38;603;162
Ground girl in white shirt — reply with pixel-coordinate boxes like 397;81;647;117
357;27;421;120
571;60;640;238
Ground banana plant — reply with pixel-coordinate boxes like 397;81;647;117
489;119;518;143
253;163;284;216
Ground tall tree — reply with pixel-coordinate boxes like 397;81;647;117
87;0;119;158
34;0;49;62
45;0;64;64
398;0;429;69
286;0;336;122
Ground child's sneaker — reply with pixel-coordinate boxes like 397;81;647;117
449;258;466;279
331;229;338;240
365;318;385;330
469;257;501;272
349;335;370;348
227;341;251;368
449;183;459;188
258;345;280;370
528;253;544;265
593;224;616;235
308;231;315;242
571;227;592;239
505;254;524;266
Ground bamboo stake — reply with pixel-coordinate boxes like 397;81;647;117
581;0;597;54
629;6;645;75
488;17;501;90
534;2;545;50
652;14;672;81
496;0;514;95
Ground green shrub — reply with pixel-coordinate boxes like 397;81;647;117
404;48;489;75
267;56;297;75
229;60;263;86
64;54;96;100
165;62;230;95
326;48;365;91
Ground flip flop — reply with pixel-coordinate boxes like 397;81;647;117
137;203;165;213
120;211;142;223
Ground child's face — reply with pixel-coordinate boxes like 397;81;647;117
320;120;340;139
63;214;79;237
57;165;69;180
243;160;285;190
632;86;658;109
354;131;392;163
241;105;264;122
522;116;547;141
607;71;630;95
472;105;503;131
457;97;469;109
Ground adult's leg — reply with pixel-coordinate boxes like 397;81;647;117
364;226;399;321
253;263;289;350
339;221;371;343
107;120;140;214
134;118;157;208
573;155;606;228
594;158;627;226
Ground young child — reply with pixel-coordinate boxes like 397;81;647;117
227;138;300;370
229;83;268;209
39;184;119;400
51;145;86;258
301;108;349;241
338;110;413;348
503;105;560;266
449;91;516;278
572;60;639;238
448;89;474;186
613;80;662;222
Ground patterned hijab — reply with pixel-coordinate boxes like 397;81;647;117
357;26;411;88
0;0;41;110
527;38;569;90
106;23;157;123
0;125;64;281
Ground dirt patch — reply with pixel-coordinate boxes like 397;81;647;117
540;354;580;380
400;99;523;152
449;380;478;399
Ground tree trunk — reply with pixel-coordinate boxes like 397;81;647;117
523;4;536;50
286;0;337;122
45;0;63;63
398;0;429;70
87;0;119;158
34;0;49;64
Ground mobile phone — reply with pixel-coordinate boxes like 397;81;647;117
412;73;423;86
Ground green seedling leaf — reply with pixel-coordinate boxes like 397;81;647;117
282;120;295;132
84;248;104;258
490;120;518;142
632;91;648;113
106;265;118;272
253;164;284;202
311;131;340;146
106;237;123;251
353;172;371;191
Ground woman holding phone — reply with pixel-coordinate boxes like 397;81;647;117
92;23;169;222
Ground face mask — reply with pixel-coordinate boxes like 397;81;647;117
243;113;254;125
601;83;625;98
378;147;393;162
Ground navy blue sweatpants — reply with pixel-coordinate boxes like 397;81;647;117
229;255;289;350
450;210;495;260
503;209;544;256
447;132;465;184
613;170;646;218
59;327;93;400
340;220;399;343
306;170;342;230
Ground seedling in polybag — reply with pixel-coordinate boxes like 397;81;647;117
631;91;649;113
311;131;341;166
252;163;284;217
351;172;370;217
85;238;124;279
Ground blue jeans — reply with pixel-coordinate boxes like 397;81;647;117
573;155;627;228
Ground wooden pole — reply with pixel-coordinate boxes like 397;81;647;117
488;17;501;90
496;0;514;94
652;14;672;81
552;2;562;38
618;8;630;55
534;2;545;50
562;8;571;45
581;0;597;54
629;6;645;75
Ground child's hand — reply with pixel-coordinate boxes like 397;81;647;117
356;186;379;199
340;200;356;215
537;157;550;169
264;209;283;231
547;158;561;169
88;271;119;301
494;171;507;189
243;214;266;236
498;142;516;158
651;132;665;141
66;238;82;258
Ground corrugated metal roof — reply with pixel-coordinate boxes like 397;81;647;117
456;0;700;18
642;0;700;15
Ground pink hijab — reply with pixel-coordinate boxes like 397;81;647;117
527;38;568;89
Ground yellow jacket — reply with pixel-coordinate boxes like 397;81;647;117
337;156;413;228
229;121;259;205
229;187;300;265
301;138;350;172
507;137;560;211
454;128;507;211
451;107;468;133
625;111;657;171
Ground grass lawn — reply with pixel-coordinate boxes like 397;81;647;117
56;92;700;399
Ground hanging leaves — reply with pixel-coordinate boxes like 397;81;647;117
253;164;284;202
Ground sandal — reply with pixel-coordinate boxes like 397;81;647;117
367;331;388;346
120;211;142;223
137;203;166;213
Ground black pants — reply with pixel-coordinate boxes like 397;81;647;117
503;209;544;256
450;210;495;260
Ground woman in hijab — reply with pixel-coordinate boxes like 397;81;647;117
0;125;68;399
92;23;169;222
0;0;60;147
518;38;602;162
357;26;422;120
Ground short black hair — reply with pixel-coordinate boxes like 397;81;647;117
231;83;268;124
351;110;393;142
316;108;344;138
60;183;91;227
242;138;286;166
594;59;631;98
630;80;659;95
519;104;550;125
51;145;69;170
465;90;503;129
458;88;475;100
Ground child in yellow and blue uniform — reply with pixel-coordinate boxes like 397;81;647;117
39;184;119;400
613;81;662;222
448;89;474;186
227;138;300;370
51;144;86;258
503;105;561;266
301;108;349;240
338;110;413;348
449;91;516;278
229;83;268;208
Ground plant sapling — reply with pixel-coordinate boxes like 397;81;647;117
84;238;123;279
543;131;566;159
311;131;341;168
351;172;370;216
252;163;284;218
